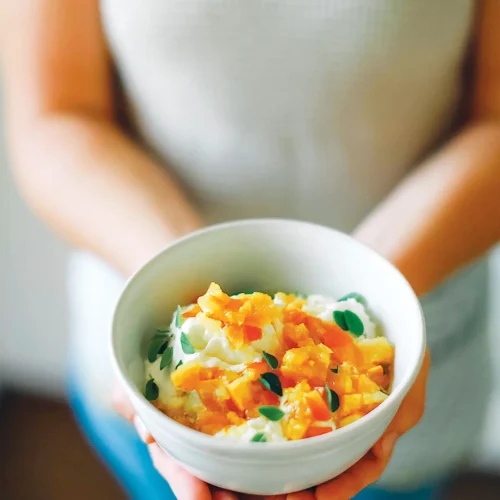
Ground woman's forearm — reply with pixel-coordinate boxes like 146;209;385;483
9;114;203;276
353;121;500;296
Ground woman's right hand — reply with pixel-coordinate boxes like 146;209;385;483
111;382;312;500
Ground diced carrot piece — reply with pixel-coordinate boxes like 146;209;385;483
322;324;354;349
305;390;332;421
305;426;333;438
246;361;269;377
244;325;262;342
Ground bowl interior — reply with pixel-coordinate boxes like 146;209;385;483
112;219;425;410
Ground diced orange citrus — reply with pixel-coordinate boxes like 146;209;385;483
281;344;332;386
227;375;255;412
357;338;395;367
357;374;381;393
341;394;363;416
366;365;385;386
196;379;231;411
339;413;364;428
171;363;224;392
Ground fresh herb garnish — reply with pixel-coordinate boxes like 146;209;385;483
156;326;170;333
325;385;340;413
338;292;365;304
175;360;184;369
258;406;285;421
175;305;182;329
160;346;174;370
333;310;349;331
145;378;159;401
148;336;169;363
330;366;339;374
262;351;279;370
259;372;283;397
251;432;268;442
180;332;195;354
344;310;364;336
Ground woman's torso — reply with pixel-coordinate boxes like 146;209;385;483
70;0;493;487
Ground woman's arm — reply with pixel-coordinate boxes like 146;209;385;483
353;0;500;296
1;0;202;276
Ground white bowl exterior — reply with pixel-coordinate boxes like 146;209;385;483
112;219;426;495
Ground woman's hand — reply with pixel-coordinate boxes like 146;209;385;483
112;349;430;500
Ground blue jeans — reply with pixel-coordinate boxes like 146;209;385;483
67;375;440;500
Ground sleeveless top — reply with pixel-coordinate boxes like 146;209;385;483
69;0;494;488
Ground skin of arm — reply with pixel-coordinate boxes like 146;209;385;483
1;0;203;277
353;0;500;297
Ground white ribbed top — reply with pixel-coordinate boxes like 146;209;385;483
69;0;494;488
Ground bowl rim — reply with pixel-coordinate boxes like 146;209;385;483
111;218;427;452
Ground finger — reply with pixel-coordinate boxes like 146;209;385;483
133;415;155;445
389;349;431;435
316;433;397;500
148;443;212;500
286;492;316;500
111;382;134;422
212;490;240;500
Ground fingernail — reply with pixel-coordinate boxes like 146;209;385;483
382;432;398;456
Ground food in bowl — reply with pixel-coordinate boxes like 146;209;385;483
143;282;395;442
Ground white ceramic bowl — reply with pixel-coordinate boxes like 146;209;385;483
111;219;426;496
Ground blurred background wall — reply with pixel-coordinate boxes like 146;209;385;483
0;85;69;398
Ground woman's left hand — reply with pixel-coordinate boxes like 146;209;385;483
114;349;430;500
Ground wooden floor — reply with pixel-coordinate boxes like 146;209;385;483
1;392;499;500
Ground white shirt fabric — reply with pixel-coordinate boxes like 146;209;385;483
69;0;495;489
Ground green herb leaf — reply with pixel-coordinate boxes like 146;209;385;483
180;332;195;354
325;385;340;413
259;372;283;397
333;310;349;331
330;366;339;374
338;292;366;304
175;305;182;329
156;326;170;333
258;406;285;421
145;378;159;401
262;351;279;370
251;432;268;442
344;310;364;336
160;346;174;370
175;360;184;369
148;337;168;363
